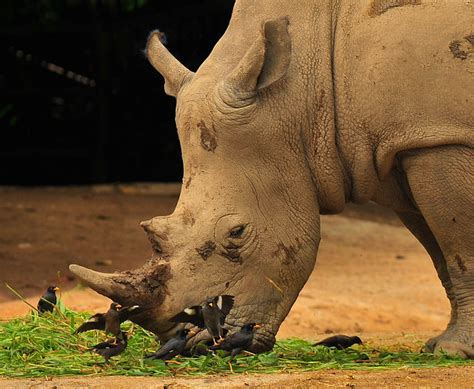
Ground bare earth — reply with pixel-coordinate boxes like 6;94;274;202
0;186;472;387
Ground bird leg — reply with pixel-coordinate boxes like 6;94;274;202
107;337;118;345
165;360;182;365
228;361;234;374
242;351;255;356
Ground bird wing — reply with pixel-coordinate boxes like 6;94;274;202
75;313;106;333
214;295;234;317
313;335;337;346
168;306;205;327
37;292;56;312
37;300;53;313
313;335;351;348
117;305;141;322
219;330;250;351
91;341;114;351
148;338;182;359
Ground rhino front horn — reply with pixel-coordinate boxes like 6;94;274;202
70;259;172;306
145;30;194;98
69;264;134;303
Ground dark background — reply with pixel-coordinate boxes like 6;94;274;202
0;0;234;185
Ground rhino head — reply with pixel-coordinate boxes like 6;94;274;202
70;18;324;352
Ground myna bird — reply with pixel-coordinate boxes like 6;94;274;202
169;295;234;344
75;302;140;337
91;332;128;363
37;286;59;313
145;329;195;360
313;335;363;350
211;322;261;372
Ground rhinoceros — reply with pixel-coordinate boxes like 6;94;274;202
71;0;474;357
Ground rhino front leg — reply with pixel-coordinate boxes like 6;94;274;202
401;145;474;358
396;210;458;350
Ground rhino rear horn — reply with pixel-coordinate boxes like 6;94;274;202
145;30;194;97
224;17;291;99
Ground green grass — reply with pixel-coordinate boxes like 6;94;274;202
0;304;471;378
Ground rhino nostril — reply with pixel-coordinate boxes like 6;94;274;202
140;218;171;255
140;220;153;233
148;235;163;254
146;230;170;254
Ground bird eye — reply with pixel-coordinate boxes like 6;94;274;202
229;225;245;238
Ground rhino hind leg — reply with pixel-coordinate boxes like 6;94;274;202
401;145;474;358
396;210;458;350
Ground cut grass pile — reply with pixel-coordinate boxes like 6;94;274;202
0;305;471;377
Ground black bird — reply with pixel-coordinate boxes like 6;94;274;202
212;323;261;360
75;302;140;337
313;335;363;350
37;286;59;313
91;332;128;363
169;295;234;344
145;329;196;360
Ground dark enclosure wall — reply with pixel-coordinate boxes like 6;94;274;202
0;0;234;185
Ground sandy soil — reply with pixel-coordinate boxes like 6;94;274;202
0;186;471;387
2;367;474;389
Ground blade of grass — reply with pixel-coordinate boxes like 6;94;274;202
5;283;39;312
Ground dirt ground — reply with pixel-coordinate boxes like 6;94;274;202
0;185;472;387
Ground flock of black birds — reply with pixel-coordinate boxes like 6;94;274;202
37;286;363;369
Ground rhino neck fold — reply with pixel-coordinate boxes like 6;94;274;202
297;1;350;214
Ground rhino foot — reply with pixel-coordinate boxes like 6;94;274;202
424;328;474;359
424;326;456;352
434;341;474;359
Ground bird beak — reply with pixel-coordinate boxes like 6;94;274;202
254;324;262;329
53;287;60;292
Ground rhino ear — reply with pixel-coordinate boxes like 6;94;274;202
225;17;291;97
145;30;194;97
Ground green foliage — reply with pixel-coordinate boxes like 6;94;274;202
0;309;470;378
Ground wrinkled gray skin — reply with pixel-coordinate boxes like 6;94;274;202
70;0;474;356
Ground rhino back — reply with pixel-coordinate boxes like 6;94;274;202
335;0;473;186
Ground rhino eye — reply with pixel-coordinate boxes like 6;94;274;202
229;225;245;238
